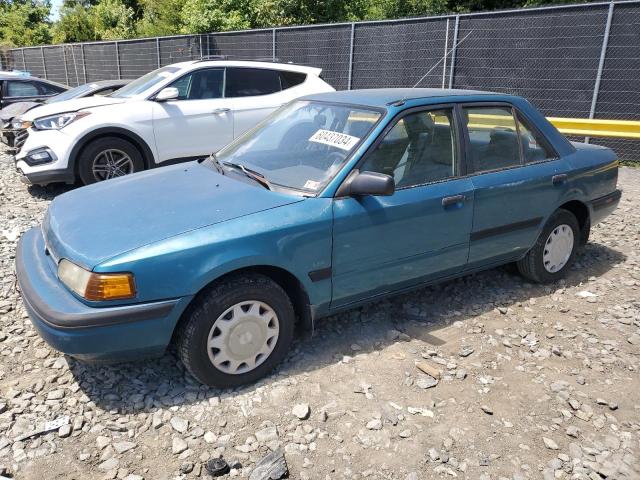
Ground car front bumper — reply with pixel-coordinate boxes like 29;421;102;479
16;227;192;361
15;129;75;185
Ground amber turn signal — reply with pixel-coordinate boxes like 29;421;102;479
58;259;136;301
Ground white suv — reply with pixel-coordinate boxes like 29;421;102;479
14;60;334;185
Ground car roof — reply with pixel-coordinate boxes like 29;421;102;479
301;88;503;108
183;59;322;76
85;79;131;88
0;72;68;88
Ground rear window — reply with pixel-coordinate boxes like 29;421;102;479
225;68;281;97
280;71;306;90
6;81;39;97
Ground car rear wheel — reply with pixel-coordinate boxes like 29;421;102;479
78;136;144;185
517;208;580;283
177;274;295;388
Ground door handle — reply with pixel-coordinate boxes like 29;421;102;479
212;108;230;115
552;174;568;185
442;194;465;207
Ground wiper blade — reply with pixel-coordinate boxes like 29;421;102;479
223;161;271;190
207;153;225;175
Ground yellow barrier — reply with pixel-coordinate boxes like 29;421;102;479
547;117;640;140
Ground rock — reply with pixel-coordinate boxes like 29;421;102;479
416;376;438;389
98;458;119;472
366;419;382;430
255;426;279;443
170;417;189;434
543;437;559;450
46;389;65;400
249;449;288;480
96;436;111;450
459;345;474;357
566;426;580;438
292;404;310;420
58;424;72;438
113;442;137;454
480;405;493;415
172;437;188;455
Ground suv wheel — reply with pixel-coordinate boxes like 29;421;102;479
177;274;295;388
78;136;144;185
517;208;580;283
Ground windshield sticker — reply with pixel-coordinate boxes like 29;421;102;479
304;180;321;190
309;129;360;151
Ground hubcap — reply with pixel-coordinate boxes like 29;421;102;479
92;149;134;181
543;224;574;273
206;301;279;375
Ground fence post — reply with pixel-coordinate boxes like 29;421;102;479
448;15;459;89
156;37;161;68
442;18;450;89
199;35;204;59
115;41;121;79
587;1;615;143
62;46;70;86
20;49;26;71
272;28;277;61
41;47;47;79
80;44;87;83
347;23;355;90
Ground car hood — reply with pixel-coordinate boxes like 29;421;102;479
0;102;40;122
21;96;126;121
43;162;304;269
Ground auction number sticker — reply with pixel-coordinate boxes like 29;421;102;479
309;129;360;151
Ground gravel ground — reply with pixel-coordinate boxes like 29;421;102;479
0;144;639;480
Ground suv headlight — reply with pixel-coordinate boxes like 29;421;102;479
33;111;91;131
58;259;136;301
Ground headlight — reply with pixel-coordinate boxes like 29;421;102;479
33;111;91;131
11;118;31;130
58;259;136;301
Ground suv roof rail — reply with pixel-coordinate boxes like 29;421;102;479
194;56;293;64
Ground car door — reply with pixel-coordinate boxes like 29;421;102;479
331;106;475;309
151;67;235;163
224;67;286;138
462;104;572;267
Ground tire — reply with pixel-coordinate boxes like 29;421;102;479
78;136;144;185
517;208;580;284
177;274;295;388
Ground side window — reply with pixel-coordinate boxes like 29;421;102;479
168;68;224;100
280;71;306;90
516;113;556;163
359;108;457;189
464;106;521;173
37;82;64;96
6;81;39;97
225;68;281;97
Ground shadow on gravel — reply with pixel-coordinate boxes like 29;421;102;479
66;242;626;412
26;183;75;200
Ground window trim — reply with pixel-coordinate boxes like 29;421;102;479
459;101;560;176
513;109;560;165
338;103;465;195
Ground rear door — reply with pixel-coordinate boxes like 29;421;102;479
463;103;572;267
331;106;475;308
152;67;235;162
224;67;286;138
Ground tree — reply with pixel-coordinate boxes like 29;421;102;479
0;0;52;47
136;0;183;37
180;0;249;33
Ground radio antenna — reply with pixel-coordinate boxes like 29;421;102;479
411;30;473;89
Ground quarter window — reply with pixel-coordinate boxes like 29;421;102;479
464;106;521;173
37;82;64;96
359;109;457;189
6;81;39;97
280;71;306;89
225;68;281;97
516;113;555;163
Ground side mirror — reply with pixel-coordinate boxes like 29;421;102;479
155;87;179;102
338;170;395;197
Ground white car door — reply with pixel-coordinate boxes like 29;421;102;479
224;67;291;138
151;67;234;163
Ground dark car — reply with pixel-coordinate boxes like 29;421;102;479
0;72;67;109
1;79;130;151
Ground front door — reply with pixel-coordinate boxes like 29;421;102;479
331;107;475;308
462;104;572;267
152;67;234;163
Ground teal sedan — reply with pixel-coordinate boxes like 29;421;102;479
16;88;621;387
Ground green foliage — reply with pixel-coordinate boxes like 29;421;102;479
3;0;603;47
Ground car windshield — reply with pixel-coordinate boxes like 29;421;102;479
45;83;94;103
215;100;382;194
111;66;179;98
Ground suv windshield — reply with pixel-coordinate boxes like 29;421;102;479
215;100;382;194
111;66;179;98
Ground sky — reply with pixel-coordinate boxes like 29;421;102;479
50;0;63;21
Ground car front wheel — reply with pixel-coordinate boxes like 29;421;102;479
517;208;580;283
177;274;295;388
78;136;144;185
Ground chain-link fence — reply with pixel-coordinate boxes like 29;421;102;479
4;0;640;160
